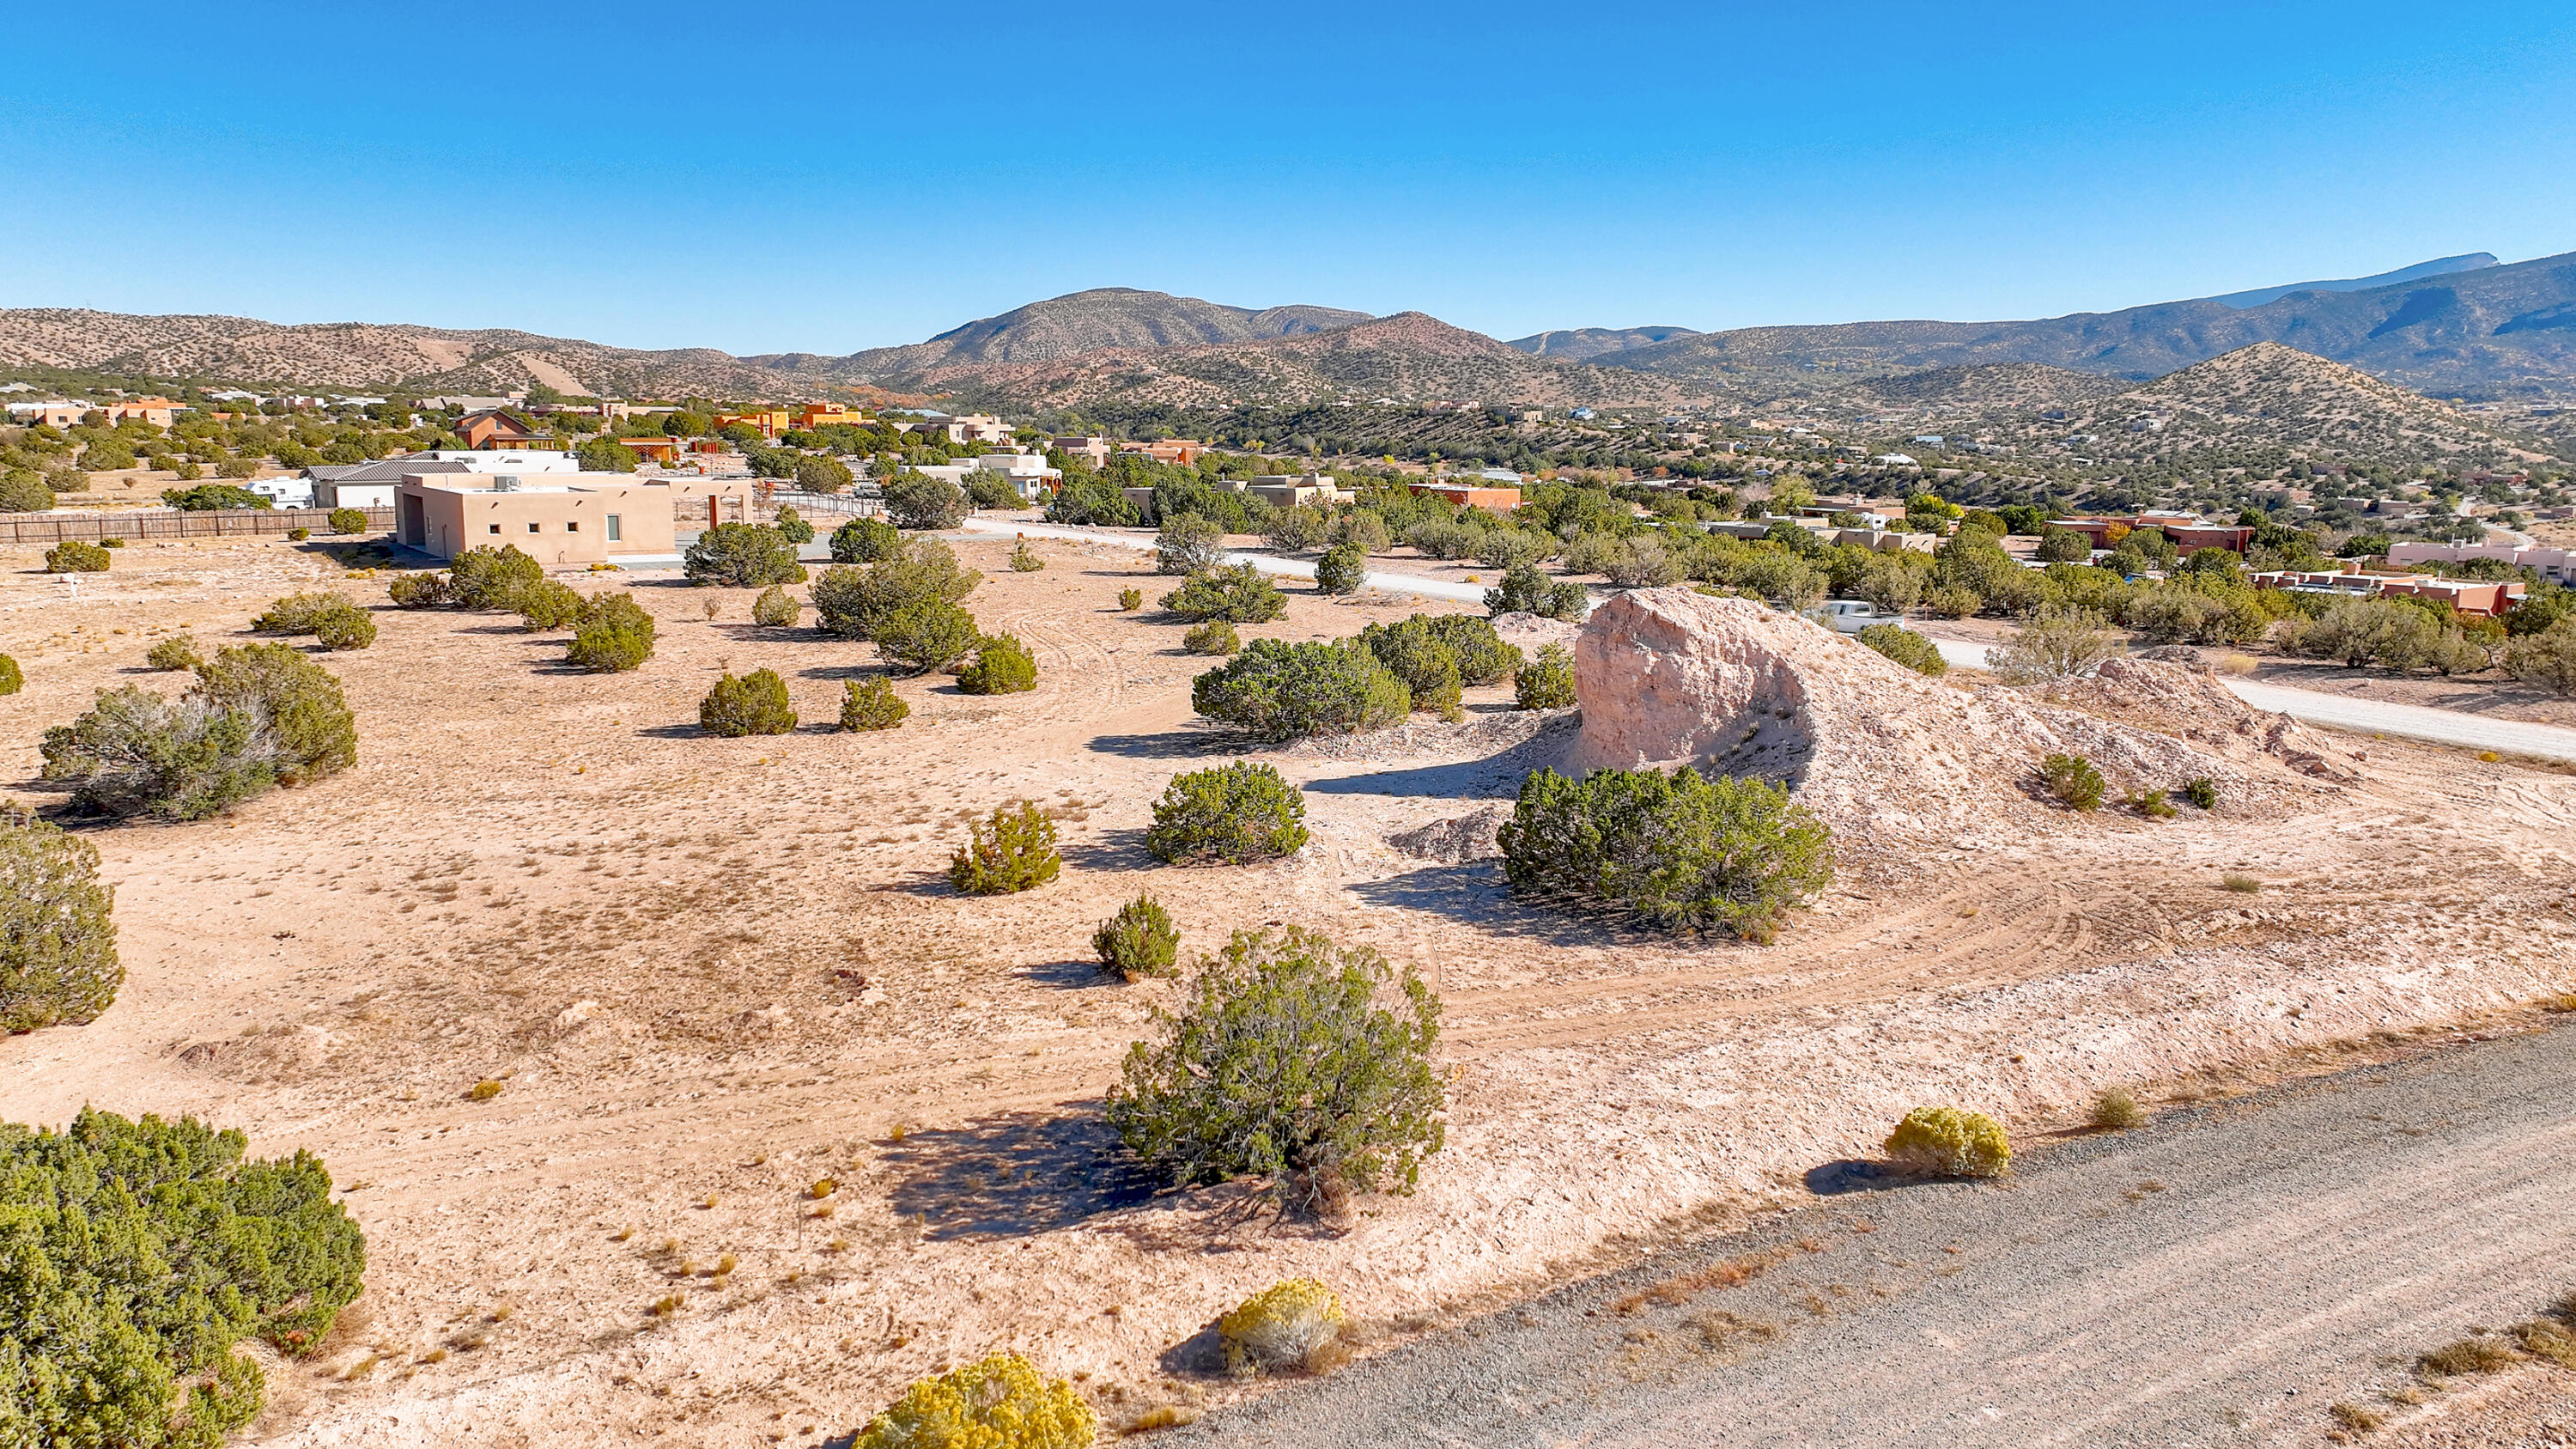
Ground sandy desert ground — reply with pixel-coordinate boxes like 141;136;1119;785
3;527;2573;1447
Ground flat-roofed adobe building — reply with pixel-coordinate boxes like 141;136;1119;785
394;471;758;563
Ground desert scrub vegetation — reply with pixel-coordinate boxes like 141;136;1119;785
948;801;1061;895
327;506;368;535
811;538;982;640
852;1352;1096;1449
958;633;1039;694
45;539;111;574
1192;638;1411;740
1094;895;1180;980
829;514;902;563
1855;622;1947;677
2221;874;2263;893
683;522;808;588
1108;926;1443;1214
2182;776;2220;810
42;644;357;819
1357;613;1522;717
387;569;454;608
564;593;657;672
447;544;544;609
1117;587;1144;612
145;634;202;672
1498;766;1833;940
883;470;968;530
1884;1106;2011;1178
1145;761;1309;865
0;1108;366;1446
2125;787;2176;819
750;584;802;628
1008;537;1045;571
876;598;984;674
1990;606;2123;684
1219;1278;1349;1379
1514;642;1577;709
1155;513;1227;575
1313;539;1367;595
514;578;593;630
1483;562;1589;619
1162;563;1287;624
1;809;121;1031
2089;1088;2142;1130
2505;618;2576;696
773;504;815;544
252;591;376;650
839;676;908;731
1182;619;1241;655
2039;752;2105;811
0;655;18;696
700;669;797;736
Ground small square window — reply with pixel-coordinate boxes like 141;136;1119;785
566;521;579;532
527;522;540;533
489;523;501;534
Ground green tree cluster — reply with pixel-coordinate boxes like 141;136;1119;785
0;810;121;1032
1191;639;1410;740
1145;761;1309;865
1498;766;1833;940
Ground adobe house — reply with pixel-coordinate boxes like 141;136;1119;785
458;409;545;450
393;472;757;563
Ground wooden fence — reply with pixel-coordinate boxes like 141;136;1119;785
0;506;395;545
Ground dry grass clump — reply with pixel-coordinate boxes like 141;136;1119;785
2514;1312;2576;1366
2417;1336;2520;1377
2221;874;2263;894
1218;1278;1349;1379
647;1294;684;1318
2090;1088;2142;1130
809;1178;837;1199
466;1079;502;1101
2327;1402;2384;1431
1124;1405;1202;1434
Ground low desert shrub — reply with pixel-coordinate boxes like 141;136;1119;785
948;801;1060;895
852;1353;1096;1449
876;598;983;674
1182;619;1241;655
772;505;815;544
327;507;368;535
388;571;454;608
565;593;657;672
2125;788;2176;819
287;527;311;541
699;669;797;736
1145;761;1309;865
252;591;351;636
810;539;981;640
1856;622;1947;677
0;1109;367;1448
313;606;377;651
1192;638;1410;740
467;1079;502;1102
684;522;806;588
516;578;593;631
1008;538;1044;571
1;809;122;1031
1156;513;1227;575
2181;776;2219;810
0;655;18;696
2221;874;2263;893
1093;895;1179;980
2089;1088;2142;1130
448;544;543;610
838;677;908;731
750;584;802;628
1990;606;2123;684
958;633;1038;694
1118;587;1143;612
2505;619;2576;696
829;514;902;563
1498;766;1833;939
146;634;202;672
46;539;111;573
1514;642;1577;709
1161;563;1286;623
1314;540;1367;596
967;472;1023;511
1219;1278;1348;1379
40;688;282;819
1108;927;1444;1213
192;643;357;784
1356;617;1461;718
1423;613;1521;685
2327;1403;2384;1432
1884;1105;2011;1178
2419;1336;2520;1377
1483;563;1588;620
1265;504;1332;553
2039;752;2105;811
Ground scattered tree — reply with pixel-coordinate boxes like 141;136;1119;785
750;585;801;628
161;484;271;511
683;522;806;588
2505;619;2576;696
838;676;908;731
793;454;853;494
387;571;455;608
875;598;983;674
192;644;357;784
884;471;966;530
948;801;1060;895
40;687;278;819
447;545;543;610
1;809;121;1031
516;579;593;630
810;539;981;640
45;539;110;574
1182;619;1241;655
1498;766;1833;939
829;514;901;563
1093;895;1179;981
1314;540;1367;596
565;593;657;671
1145;761;1309;865
1192;639;1410;740
1156;514;1227;575
2039;752;2105;811
0;466;55;513
1856;622;1947;677
1483;562;1586;619
1162;563;1286;623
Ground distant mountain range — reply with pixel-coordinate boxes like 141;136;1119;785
5;252;2573;413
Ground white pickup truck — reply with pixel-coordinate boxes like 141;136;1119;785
1814;599;1902;635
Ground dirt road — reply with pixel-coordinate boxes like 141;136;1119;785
1176;1022;2576;1448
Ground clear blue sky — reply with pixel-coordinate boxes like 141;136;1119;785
4;0;2570;356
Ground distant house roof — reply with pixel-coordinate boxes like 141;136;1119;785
304;458;471;483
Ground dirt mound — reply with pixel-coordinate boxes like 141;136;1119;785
1568;588;2357;860
1387;804;1510;862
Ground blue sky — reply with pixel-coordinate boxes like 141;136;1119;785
4;0;2571;356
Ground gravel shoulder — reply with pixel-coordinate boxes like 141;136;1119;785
1178;1020;2576;1449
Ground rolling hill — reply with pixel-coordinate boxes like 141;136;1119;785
788;288;1373;374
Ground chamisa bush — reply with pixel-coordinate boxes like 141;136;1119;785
46;539;112;574
1856;622;1947;677
1514;642;1578;709
1117;587;1143;612
1220;1278;1349;1379
957;633;1038;694
838;676;908;731
2039;752;2105;811
326;506;368;535
1313;540;1367;596
683;522;806;588
875;598;983;674
0;655;18;696
1145;760;1309;865
811;538;981;640
1156;513;1227;575
387;570;454;608
1483;562;1588;620
1883;1105;2011;1178
1182;619;1241;655
565;593;657;672
447;544;543;609
699;669;797;736
515;578;593;631
750;584;802;628
1498;766;1833;940
2090;1087;2142;1130
1192;638;1410;740
2;809;122;1031
0;1109;368;1448
145;634;202;672
1093;894;1179;980
829;514;902;563
287;527;311;542
1107;926;1444;1214
1161;562;1286;623
852;1353;1095;1449
948;801;1060;895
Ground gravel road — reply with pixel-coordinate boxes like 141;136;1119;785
1170;1021;2576;1448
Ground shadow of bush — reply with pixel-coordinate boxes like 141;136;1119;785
884;1108;1159;1240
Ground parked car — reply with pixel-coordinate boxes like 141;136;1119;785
1814;599;1899;635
